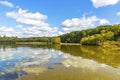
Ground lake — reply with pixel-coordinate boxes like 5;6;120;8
0;44;120;80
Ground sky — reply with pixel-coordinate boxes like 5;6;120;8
0;0;120;37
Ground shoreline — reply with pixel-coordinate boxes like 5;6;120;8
60;43;81;45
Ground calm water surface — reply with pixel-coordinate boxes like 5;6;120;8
0;44;120;80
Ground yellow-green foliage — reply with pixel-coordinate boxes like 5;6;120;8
52;37;61;44
61;24;120;43
80;31;114;45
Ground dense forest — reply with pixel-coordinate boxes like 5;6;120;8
0;24;120;46
60;24;120;45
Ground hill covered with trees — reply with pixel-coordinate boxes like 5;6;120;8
60;24;120;46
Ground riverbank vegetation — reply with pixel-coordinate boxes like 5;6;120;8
0;36;61;45
60;24;120;47
0;24;120;47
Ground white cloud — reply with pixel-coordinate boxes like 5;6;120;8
16;25;58;37
0;26;21;37
62;16;98;28
117;11;120;16
61;16;110;33
99;19;110;25
91;0;120;8
0;26;14;32
21;26;58;37
6;8;59;37
16;24;23;29
0;0;14;8
6;8;48;27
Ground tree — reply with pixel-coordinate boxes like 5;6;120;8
52;37;61;44
103;31;114;40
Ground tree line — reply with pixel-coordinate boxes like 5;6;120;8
0;36;61;44
60;24;120;45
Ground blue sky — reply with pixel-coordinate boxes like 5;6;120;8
0;0;120;37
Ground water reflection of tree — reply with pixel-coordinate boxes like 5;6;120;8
60;45;120;68
0;44;18;52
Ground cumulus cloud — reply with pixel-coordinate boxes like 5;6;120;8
21;26;58;37
61;16;110;33
16;24;23;29
0;26;21;37
117;11;120;16
6;8;48;27
0;26;14;32
91;0;120;8
62;16;98;28
99;19;110;25
6;8;58;37
0;0;14;8
15;24;58;37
